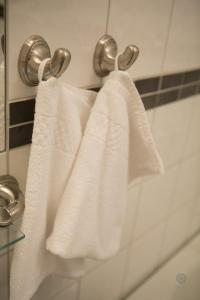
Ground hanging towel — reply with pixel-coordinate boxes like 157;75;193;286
10;59;97;300
46;60;164;260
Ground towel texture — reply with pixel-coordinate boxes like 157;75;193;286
46;71;164;260
10;78;96;300
10;70;163;300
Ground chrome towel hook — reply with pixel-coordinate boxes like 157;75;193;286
93;34;139;77
18;35;71;86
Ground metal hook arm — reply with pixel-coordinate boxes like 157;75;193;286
18;35;71;86
93;34;139;77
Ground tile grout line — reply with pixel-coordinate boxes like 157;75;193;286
150;0;176;127
9;121;34;129
8;76;200;104
118;184;144;298
122;228;200;300
105;0;111;34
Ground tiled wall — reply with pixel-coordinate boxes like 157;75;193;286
1;0;200;299
126;232;200;300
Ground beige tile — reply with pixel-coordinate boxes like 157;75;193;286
126;234;200;300
152;99;193;167
0;151;6;175
164;0;200;73
108;0;173;79
134;166;178;239
123;223;165;295
171;153;200;211
0;252;9;300
184;95;200;158
9;145;30;193
120;184;141;248
83;257;103;275
80;249;128;300
146;109;154;126
160;201;195;261
31;275;76;300
8;0;108;99
189;196;200;236
126;265;175;300
52;282;79;300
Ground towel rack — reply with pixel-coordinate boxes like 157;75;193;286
93;34;139;77
18;35;71;86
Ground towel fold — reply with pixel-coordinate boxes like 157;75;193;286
10;77;96;300
10;68;164;300
46;70;164;260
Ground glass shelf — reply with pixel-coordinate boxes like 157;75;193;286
0;223;25;252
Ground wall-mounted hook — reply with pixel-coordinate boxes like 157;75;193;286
93;34;139;77
0;175;24;227
18;35;71;86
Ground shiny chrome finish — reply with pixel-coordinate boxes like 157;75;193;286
0;175;25;227
94;34;139;77
18;35;71;86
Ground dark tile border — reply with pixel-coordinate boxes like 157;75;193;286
158;89;179;106
135;77;159;94
9;68;200;149
161;73;183;89
180;85;198;99
9;123;33;149
10;99;35;126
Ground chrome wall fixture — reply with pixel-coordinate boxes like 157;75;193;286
0;175;25;226
93;34;139;77
18;35;71;86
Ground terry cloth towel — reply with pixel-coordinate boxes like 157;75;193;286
46;64;164;260
10;59;97;300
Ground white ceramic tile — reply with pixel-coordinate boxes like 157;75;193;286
108;0;173;79
0;252;9;300
184;95;200;158
189;196;200;236
126;234;200;300
125;264;175;300
80;249;128;300
31;274;76;300
134;166;178;239
171;153;200;211
152;98;192;167
52;283;79;300
163;0;200;73
83;257;103;275
9;145;30;193
146;109;154;125
160;200;196;261
123;223;165;295
7;0;108;99
120;184;140;248
0;151;6;175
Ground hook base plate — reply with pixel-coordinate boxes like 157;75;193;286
18;35;51;86
93;34;118;77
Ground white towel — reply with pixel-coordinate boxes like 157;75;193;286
10;61;97;300
46;70;164;260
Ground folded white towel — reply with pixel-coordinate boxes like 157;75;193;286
10;67;97;300
46;70;164;260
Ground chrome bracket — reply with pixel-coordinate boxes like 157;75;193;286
93;34;139;77
18;35;71;86
0;175;25;227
